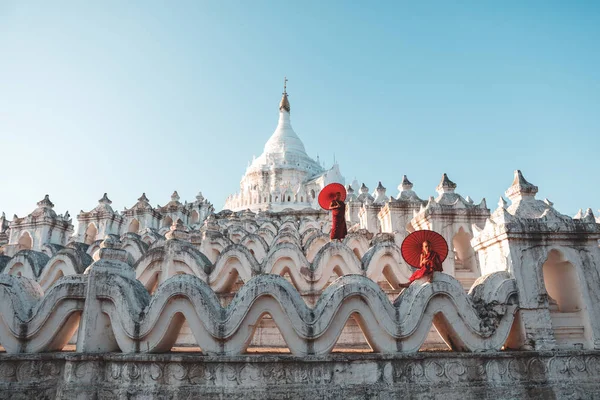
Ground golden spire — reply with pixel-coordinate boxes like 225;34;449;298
279;76;290;113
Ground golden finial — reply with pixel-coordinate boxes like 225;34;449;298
279;77;290;113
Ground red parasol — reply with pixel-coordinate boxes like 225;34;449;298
401;230;449;268
318;183;347;210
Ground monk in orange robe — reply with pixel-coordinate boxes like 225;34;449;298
399;240;443;287
329;192;347;241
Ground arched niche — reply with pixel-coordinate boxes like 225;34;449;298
18;232;33;251
542;249;589;349
191;210;200;225
451;227;480;290
128;219;140;233
162;216;173;229
543;250;581;313
84;223;98;245
452;228;478;272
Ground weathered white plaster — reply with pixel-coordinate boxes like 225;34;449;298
472;170;600;351
0;87;599;399
224;85;344;213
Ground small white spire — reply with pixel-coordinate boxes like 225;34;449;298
498;196;508;209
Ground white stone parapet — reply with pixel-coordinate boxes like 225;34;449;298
0;170;599;360
0;251;518;355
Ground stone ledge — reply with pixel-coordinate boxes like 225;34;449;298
1;351;600;399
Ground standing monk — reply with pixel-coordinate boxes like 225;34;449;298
329;192;347;241
399;240;442;288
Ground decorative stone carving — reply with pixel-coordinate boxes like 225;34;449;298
2;352;600;398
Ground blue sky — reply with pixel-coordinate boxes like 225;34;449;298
0;1;598;219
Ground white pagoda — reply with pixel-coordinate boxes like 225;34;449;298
224;79;344;212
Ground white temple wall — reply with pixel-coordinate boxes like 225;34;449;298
82;222;98;244
542;246;600;349
123;214;159;235
159;216;174;232
533;245;600;350
475;238;600;351
377;203;406;234
230;165;328;212
542;249;590;348
9;229;34;253
55;226;73;246
412;217;485;283
76;217;122;243
377;207;391;233
359;204;381;233
473;236;512;277
346;202;361;227
8;224;72;255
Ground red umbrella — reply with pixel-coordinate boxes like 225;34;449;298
401;230;448;268
318;183;347;210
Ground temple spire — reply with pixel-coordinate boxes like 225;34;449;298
279;77;290;113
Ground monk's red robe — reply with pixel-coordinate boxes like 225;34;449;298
330;200;347;240
407;250;443;282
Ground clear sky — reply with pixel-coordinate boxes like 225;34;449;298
0;1;599;220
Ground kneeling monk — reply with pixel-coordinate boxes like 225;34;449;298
329;192;347;241
399;240;442;288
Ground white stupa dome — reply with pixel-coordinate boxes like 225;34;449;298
224;79;344;212
248;86;323;175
